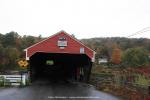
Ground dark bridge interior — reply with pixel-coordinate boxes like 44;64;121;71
29;52;92;83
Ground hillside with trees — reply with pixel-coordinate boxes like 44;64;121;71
83;37;150;99
0;31;43;72
0;31;150;98
81;37;150;66
0;31;150;72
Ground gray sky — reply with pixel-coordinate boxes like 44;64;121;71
0;0;150;39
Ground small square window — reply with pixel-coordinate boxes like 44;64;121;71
80;47;85;53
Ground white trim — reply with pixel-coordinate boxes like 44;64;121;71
92;51;96;62
26;57;29;60
25;49;29;60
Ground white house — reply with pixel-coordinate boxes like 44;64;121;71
98;58;108;64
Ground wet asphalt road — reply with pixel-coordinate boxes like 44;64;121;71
0;80;123;100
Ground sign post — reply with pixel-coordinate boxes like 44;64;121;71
18;60;28;86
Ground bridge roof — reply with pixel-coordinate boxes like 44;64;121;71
25;30;96;62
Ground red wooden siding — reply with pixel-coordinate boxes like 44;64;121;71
25;31;95;62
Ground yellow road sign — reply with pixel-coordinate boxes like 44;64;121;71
18;60;28;69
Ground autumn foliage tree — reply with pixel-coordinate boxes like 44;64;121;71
0;31;42;71
0;31;150;71
122;48;149;67
111;46;122;64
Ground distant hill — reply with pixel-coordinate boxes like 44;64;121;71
0;31;150;71
81;37;150;59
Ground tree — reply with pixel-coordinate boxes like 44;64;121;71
122;48;149;67
0;44;5;70
4;47;20;70
2;31;19;47
111;46;122;64
21;35;36;49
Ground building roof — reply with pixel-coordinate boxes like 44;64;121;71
25;30;96;61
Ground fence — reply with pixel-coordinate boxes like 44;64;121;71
0;75;26;86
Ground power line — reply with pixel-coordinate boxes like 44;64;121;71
127;26;150;38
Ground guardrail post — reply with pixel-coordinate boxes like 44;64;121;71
3;76;5;86
22;75;26;85
148;86;150;95
20;72;22;86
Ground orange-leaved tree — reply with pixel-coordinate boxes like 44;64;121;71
111;45;122;64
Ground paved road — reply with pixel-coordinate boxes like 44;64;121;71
0;80;123;100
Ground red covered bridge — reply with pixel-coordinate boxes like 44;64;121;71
25;30;96;82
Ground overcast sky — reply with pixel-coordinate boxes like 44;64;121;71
0;0;150;39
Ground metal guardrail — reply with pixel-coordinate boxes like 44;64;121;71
0;75;26;86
